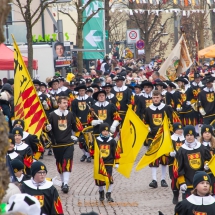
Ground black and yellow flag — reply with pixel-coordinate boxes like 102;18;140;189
136;114;174;171
117;107;149;178
12;35;47;137
94;139;110;190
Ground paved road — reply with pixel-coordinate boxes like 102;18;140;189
43;145;177;215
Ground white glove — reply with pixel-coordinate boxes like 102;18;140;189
110;120;120;133
186;101;191;105
91;120;103;126
71;136;78;141
170;151;176;157
115;164;119;169
46;124;52;131
176;107;182;112
199;108;206;116
204;163;209;171
180;184;187;192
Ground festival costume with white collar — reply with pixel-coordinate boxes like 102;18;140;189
22;179;64;215
175;140;211;199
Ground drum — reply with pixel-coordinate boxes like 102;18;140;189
82;126;95;150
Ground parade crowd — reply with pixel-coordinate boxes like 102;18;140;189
1;54;215;215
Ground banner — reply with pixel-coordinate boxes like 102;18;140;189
158;35;192;81
117;107;149;178
82;0;104;59
52;41;71;72
136;114;174;171
12;35;47;137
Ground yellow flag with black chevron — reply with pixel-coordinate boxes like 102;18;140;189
94;139;110;190
12;35;47;137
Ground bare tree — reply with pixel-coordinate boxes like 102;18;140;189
58;0;103;76
0;0;11;43
126;2;173;63
14;0;57;77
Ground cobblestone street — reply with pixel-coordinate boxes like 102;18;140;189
43;145;177;215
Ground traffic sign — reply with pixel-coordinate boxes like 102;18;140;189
126;29;140;44
136;40;145;50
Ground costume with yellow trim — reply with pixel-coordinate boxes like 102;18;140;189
175;172;215;215
198;77;215;124
22;179;64;215
13;119;44;161
47;109;77;174
175;136;211;199
112;84;132;122
91;124;119;186
168;127;185;204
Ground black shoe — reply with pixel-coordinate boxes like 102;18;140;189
106;192;114;202
48;149;52;156
62;184;69;193
86;157;91;163
80;154;87;162
40;153;43;159
61;183;64;191
99;190;105;202
149;180;158;188
172;191;179;204
172;196;179;204
161;180;168;187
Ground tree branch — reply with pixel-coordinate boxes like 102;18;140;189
58;10;78;27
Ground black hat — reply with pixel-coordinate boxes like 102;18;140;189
203;75;214;84
32;79;41;85
13;119;25;129
173;123;183;132
69;81;76;86
58;76;65;82
48;78;59;87
86;87;93;93
11;160;24;173
201;125;213;136
134;84;143;89
194;73;201;79
12;127;23;137
113;75;125;81
7;79;14;85
74;84;87;91
39;82;47;88
141;80;153;88
184;125;196;137
193;171;211;188
85;78;92;84
166;81;178;89
93;90;106;101
8;133;15;145
154;81;167;89
174;77;189;85
114;67;120;71
99;123;110;133
126;84;134;90
91;83;100;91
31;161;47;178
103;83;113;88
93;78;101;84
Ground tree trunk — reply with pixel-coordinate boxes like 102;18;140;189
0;0;11;43
26;23;33;77
199;13;205;50
210;4;215;44
0;112;10;202
145;38;151;63
77;26;83;76
105;0;110;31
